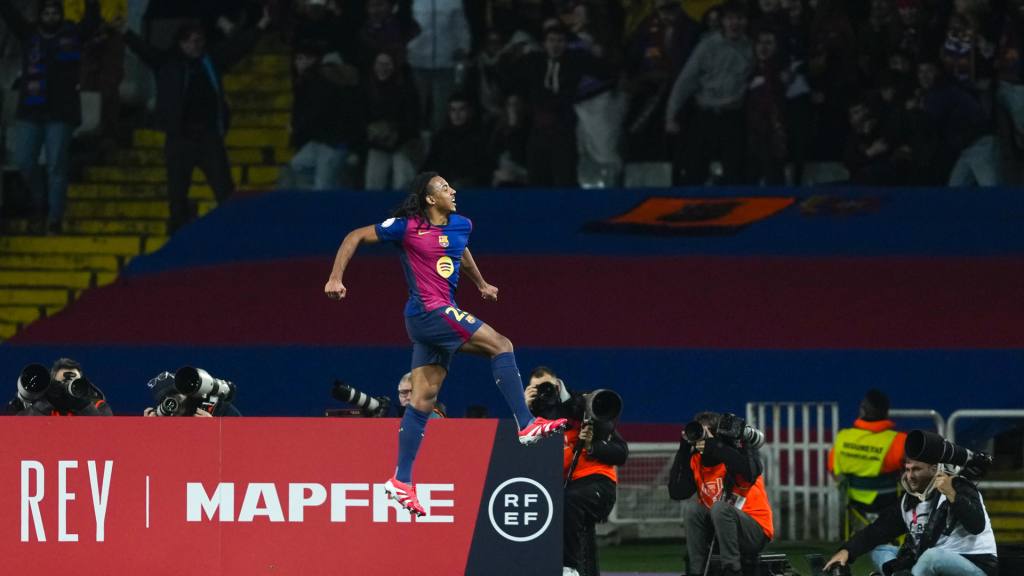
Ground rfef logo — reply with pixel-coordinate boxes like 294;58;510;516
487;477;552;542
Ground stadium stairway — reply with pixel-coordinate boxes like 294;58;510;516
988;488;1024;544
0;44;291;342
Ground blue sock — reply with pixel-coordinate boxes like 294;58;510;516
491;352;534;429
395;406;430;484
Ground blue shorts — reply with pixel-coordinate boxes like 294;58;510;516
405;306;484;371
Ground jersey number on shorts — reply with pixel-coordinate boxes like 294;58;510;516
444;307;477;324
444;306;467;321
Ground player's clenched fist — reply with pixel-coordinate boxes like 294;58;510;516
324;278;347;300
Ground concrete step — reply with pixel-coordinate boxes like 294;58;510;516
84;165;243;184
198;200;217;216
0;306;44;324
0;288;71;306
997;531;1024;543
95;271;118;286
69;183;215;200
108;147;270;166
67;199;170;219
232;111;290;129
133;129;290;149
144;236;168;254
0;322;17;339
989;500;1024;514
993;516;1024;531
247;165;281;185
0;270;93;289
65;219;169;235
229;91;293;111
233;53;290;75
0;253;120;271
223;73;291;92
0;236;143;256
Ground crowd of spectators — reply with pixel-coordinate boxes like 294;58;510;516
3;0;1023;213
273;0;1024;189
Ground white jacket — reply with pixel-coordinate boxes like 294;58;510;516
407;0;471;70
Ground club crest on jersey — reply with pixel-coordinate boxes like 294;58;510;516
436;256;455;278
438;235;450;247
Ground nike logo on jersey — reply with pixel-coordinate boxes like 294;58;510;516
417;230;430;236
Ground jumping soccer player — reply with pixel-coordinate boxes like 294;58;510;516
323;172;568;516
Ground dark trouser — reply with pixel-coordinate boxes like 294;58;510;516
680;106;745;186
564;474;617;575
527;124;578;187
682;497;768;575
164;130;234;232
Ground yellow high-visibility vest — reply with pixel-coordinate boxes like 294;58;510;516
833;427;899;505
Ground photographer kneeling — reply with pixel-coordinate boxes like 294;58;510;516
526;366;628;576
824;430;997;576
668;411;773;576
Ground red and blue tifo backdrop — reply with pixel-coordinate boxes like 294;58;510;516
3;187;1023;426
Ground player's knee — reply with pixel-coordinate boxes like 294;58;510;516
494;334;514;355
411;390;438;411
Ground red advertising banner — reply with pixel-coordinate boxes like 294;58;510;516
0;418;563;575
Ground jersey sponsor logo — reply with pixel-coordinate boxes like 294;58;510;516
417;230;430;236
438;235;449;247
436;256;455;278
381;218;396;228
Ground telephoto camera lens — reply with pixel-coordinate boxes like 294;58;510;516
684;421;706;443
62;374;90;399
17;364;51;400
331;380;387;416
175;366;234;399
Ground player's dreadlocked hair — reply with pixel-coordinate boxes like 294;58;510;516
391;172;439;227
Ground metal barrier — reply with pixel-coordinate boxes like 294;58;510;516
947;409;1024;490
746;402;841;541
890;408;946;436
607;442;683;527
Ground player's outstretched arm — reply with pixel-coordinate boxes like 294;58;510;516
325;225;380;300
461;248;498;302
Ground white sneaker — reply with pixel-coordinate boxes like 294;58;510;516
562;567;580;576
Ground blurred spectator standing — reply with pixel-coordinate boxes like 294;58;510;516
421;92;490;187
289;0;357;64
843;98;903;185
407;0;471;132
67;0;126;143
564;0;628;188
0;0;100;234
804;0;858;178
996;0;1024;183
664;1;752;185
123;7;272;232
355;0;419;72
487;92;530;186
506;24;607;187
624;0;699;161
364;50;420;190
745;28;787;185
286;43;365;190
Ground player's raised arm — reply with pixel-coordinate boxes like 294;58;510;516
324;225;381;300
461;247;498;302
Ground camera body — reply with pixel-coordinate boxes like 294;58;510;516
685;412;766;450
147;367;236;416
